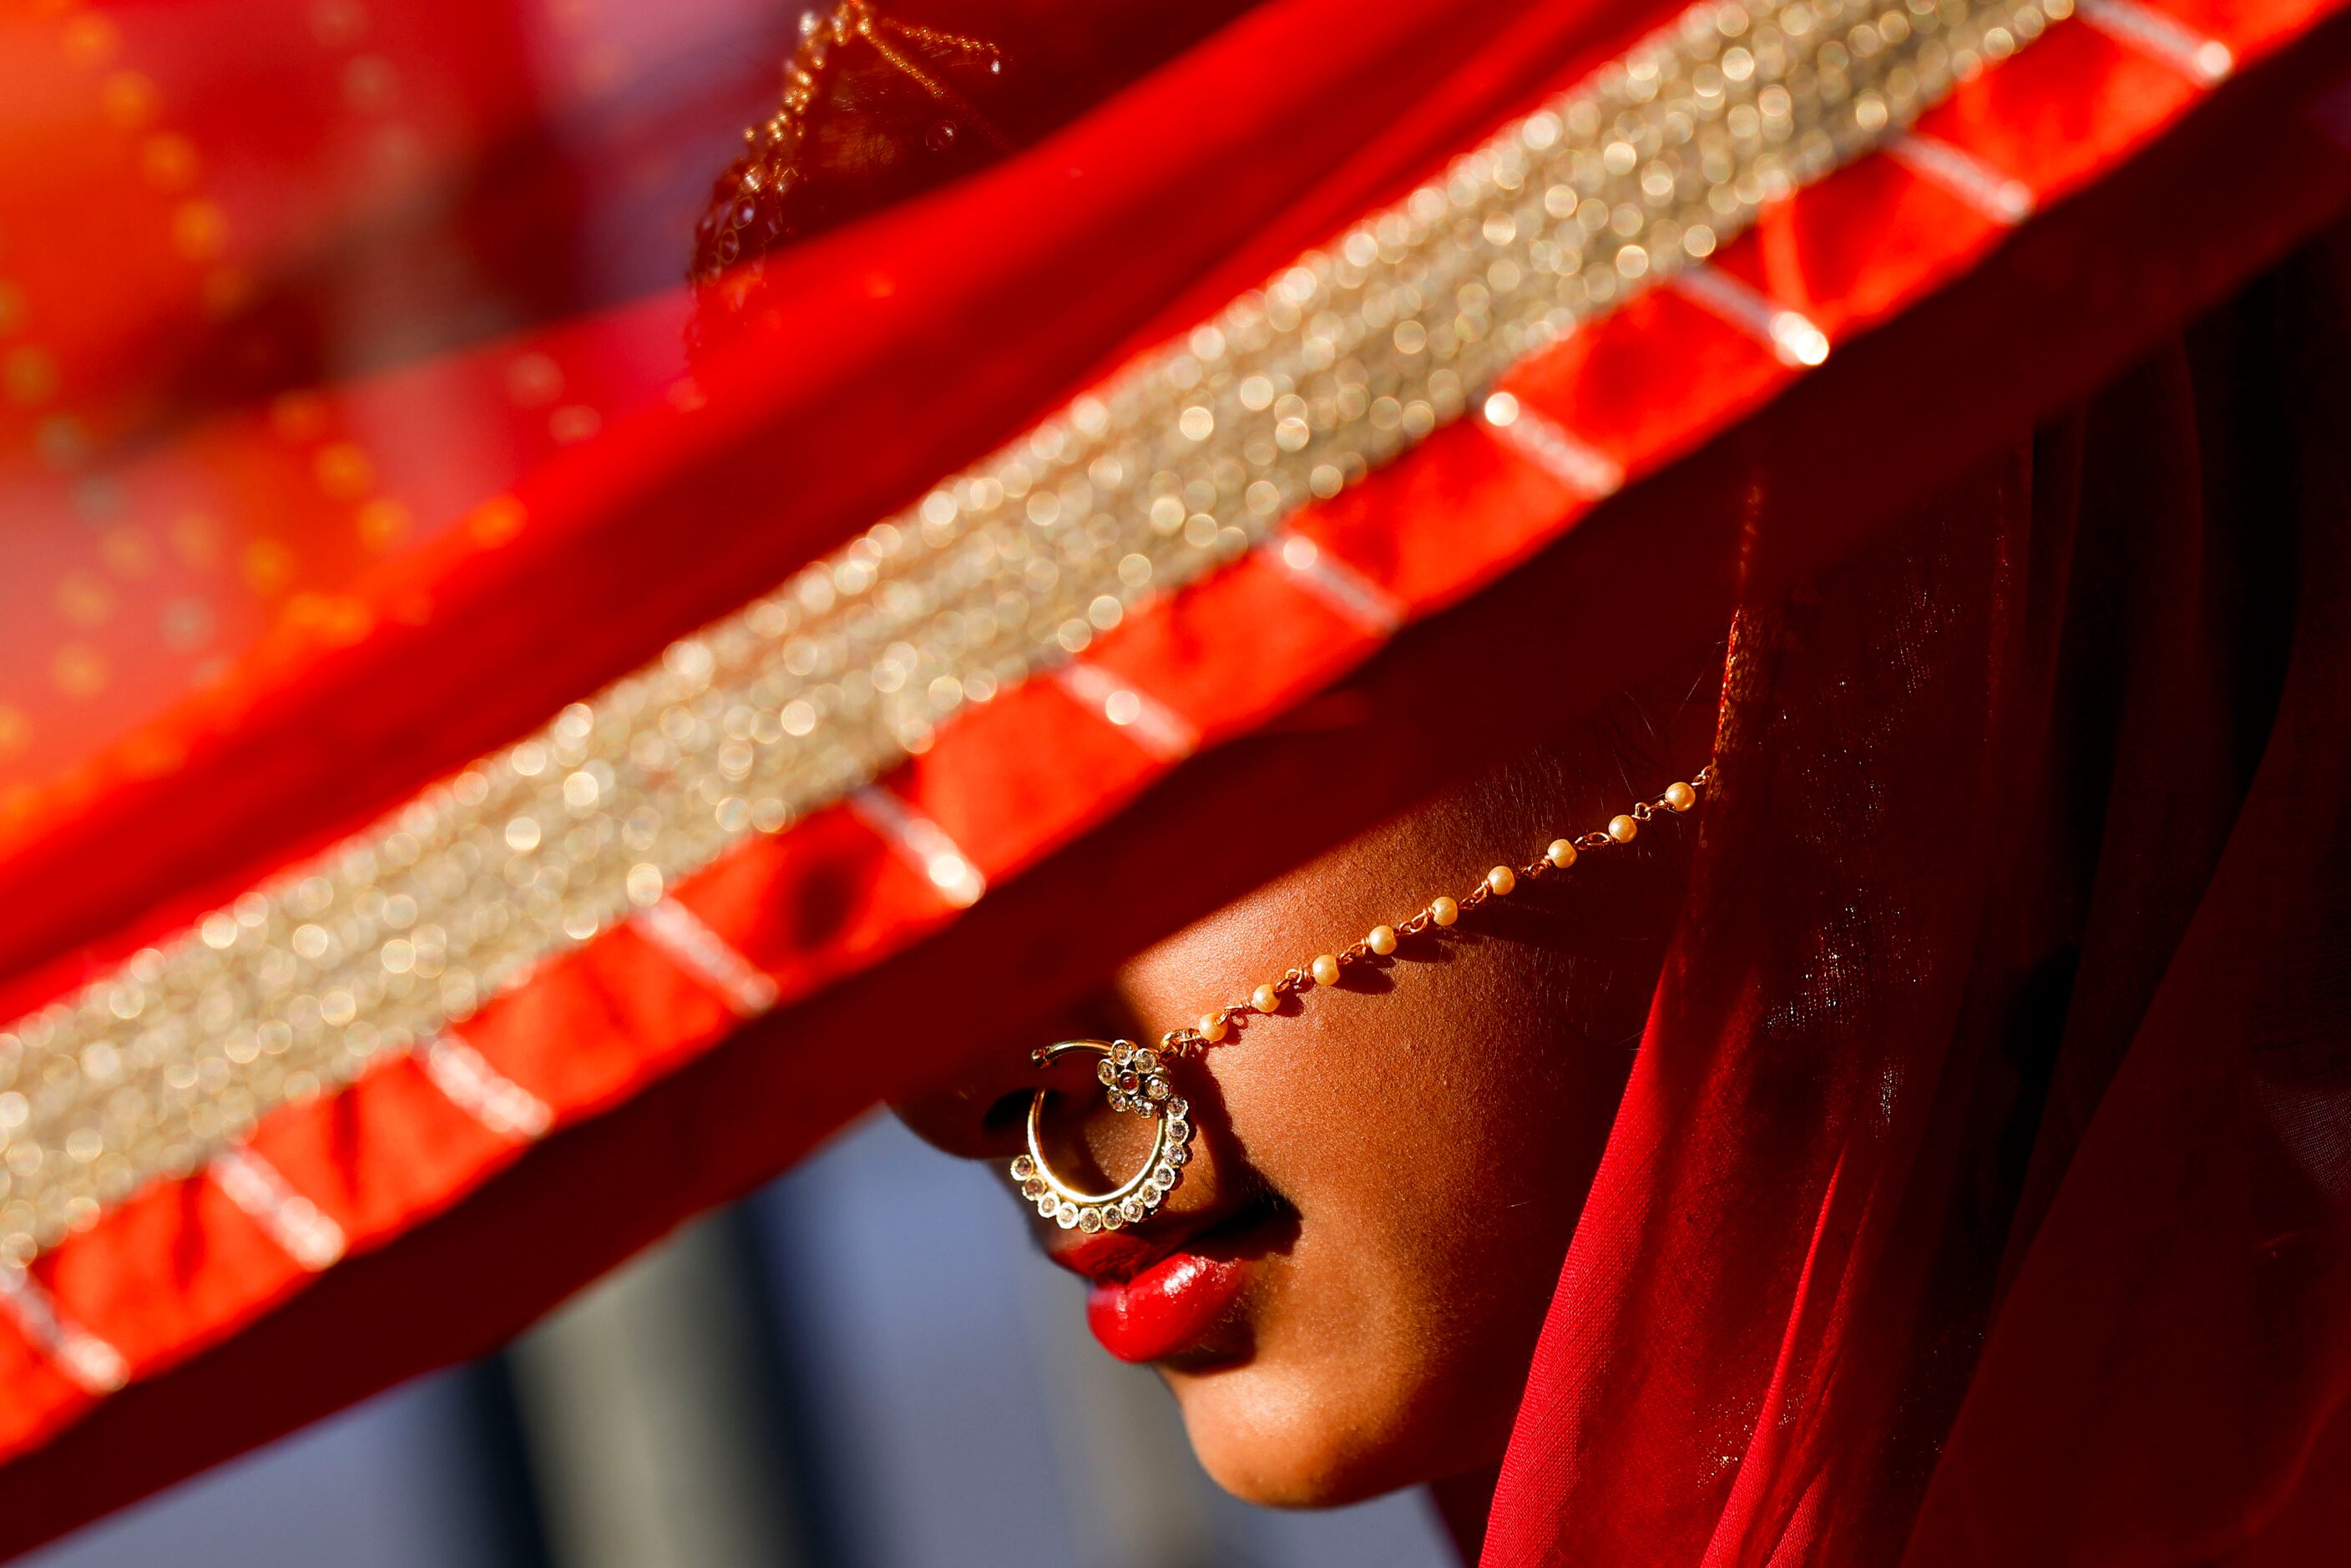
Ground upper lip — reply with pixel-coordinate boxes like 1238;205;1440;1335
1044;1206;1224;1284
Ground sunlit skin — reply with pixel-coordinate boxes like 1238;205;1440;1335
895;663;1717;1556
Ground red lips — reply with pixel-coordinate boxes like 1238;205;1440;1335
1052;1230;1167;1284
1084;1251;1248;1363
1049;1225;1251;1363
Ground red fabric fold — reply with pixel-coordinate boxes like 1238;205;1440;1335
6;0;2351;1555
1486;228;2351;1567
0;0;1660;1008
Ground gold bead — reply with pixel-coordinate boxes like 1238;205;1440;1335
1547;838;1578;868
1429;895;1459;927
1251;983;1281;1014
1608;814;1638;843
1663;781;1696;812
1367;923;1398;956
1311;953;1341;986
1486;866;1516;896
1199;1012;1228;1044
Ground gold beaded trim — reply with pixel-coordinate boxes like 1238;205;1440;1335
0;0;2064;1262
1160;770;1711;1054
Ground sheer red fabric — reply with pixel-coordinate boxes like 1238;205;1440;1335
1488;235;2351;1564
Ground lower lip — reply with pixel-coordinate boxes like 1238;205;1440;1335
1085;1252;1247;1363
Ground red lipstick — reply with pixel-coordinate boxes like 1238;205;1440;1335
1084;1251;1246;1363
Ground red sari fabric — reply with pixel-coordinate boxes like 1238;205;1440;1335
3;0;2351;1555
1489;240;2351;1563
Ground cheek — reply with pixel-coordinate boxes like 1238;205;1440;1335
1234;953;1605;1267
1165;963;1609;1504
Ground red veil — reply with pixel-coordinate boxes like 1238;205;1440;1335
0;0;2348;1559
1490;266;2351;1562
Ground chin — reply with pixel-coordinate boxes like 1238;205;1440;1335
1165;1363;1422;1510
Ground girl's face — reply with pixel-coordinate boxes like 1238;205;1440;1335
894;685;1713;1520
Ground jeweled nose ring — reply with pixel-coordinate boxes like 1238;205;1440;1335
1008;1039;1194;1233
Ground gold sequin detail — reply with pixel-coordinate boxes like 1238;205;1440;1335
0;0;2067;1262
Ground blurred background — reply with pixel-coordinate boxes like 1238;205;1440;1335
19;1112;1459;1568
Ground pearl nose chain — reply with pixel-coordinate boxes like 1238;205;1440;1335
1009;767;1712;1235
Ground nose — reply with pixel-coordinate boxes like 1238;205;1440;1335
890;988;1140;1163
889;1057;1033;1163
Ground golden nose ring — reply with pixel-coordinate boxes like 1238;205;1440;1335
1007;1039;1194;1233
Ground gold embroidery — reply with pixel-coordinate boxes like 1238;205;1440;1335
693;0;1011;286
0;0;2068;1263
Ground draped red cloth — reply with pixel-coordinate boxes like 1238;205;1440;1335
1487;242;2351;1562
3;0;2351;1559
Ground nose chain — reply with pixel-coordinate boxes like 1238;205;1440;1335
1009;766;1712;1236
1160;764;1711;1057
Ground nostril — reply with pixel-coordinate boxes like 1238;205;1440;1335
895;989;1141;1159
889;1070;1034;1159
979;1087;1031;1142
